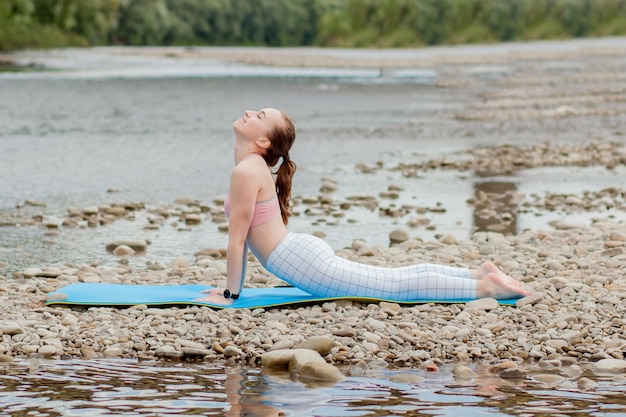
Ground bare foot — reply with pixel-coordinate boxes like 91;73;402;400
472;262;524;288
476;272;531;299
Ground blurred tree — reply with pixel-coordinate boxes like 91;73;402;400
2;0;626;51
74;0;120;44
315;8;350;45
487;0;523;41
415;0;451;45
166;0;233;44
558;0;592;37
117;0;172;45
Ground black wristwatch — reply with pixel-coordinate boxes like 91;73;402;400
223;289;239;300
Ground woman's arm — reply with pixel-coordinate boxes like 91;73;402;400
196;164;259;304
224;167;258;296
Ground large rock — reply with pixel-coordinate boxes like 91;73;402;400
262;349;298;368
297;361;345;382
289;349;326;374
290;349;344;382
261;348;344;382
294;336;333;356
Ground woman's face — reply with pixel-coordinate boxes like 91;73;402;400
233;108;283;141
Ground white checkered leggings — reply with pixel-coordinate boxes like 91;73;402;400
265;233;476;301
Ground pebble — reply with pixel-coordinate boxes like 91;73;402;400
465;298;499;311
80;346;97;359
38;345;58;357
113;245;135;257
223;345;244;358
577;377;598;391
182;347;212;358
47;292;68;302
23;268;43;278
593;359;626;374
452;364;475;380
389;228;410;244
499;367;527;379
0;323;24;335
106;240;148;253
389;373;425;384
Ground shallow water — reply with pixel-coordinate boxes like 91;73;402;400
1;44;625;272
1;359;626;416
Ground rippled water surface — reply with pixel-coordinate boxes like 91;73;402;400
2;360;626;416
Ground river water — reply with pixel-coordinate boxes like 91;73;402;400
1;40;626;415
2;42;626;272
2;359;626;416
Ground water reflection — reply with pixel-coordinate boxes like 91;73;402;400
472;181;519;235
2;360;626;416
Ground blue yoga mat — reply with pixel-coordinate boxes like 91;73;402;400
46;283;518;309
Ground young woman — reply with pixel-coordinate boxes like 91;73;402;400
197;108;530;305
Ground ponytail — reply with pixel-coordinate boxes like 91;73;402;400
275;157;296;224
264;112;297;224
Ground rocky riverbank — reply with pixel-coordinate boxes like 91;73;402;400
2;39;626;384
1;140;626;381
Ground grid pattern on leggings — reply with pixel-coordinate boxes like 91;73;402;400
265;233;476;301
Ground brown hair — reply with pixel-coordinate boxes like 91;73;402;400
264;112;296;224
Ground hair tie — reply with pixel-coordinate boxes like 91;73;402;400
283;154;290;161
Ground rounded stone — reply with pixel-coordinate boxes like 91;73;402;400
113;245;135;257
389;228;411;244
294;336;333;356
593;359;626;374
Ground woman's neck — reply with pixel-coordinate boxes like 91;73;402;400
233;133;265;164
234;147;263;164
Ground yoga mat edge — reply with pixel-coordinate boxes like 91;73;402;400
46;283;519;309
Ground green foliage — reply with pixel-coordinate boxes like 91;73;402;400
0;0;120;50
449;23;495;44
1;0;625;51
487;0;524;41
381;27;423;47
315;9;351;46
594;16;626;36
522;19;567;40
556;0;592;37
116;0;173;45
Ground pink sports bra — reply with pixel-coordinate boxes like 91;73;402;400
224;193;281;228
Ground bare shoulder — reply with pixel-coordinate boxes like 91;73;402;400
231;156;266;184
234;155;266;172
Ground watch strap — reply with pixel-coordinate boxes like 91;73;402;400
223;289;239;300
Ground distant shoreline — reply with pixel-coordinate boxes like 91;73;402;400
7;37;626;72
105;37;626;69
